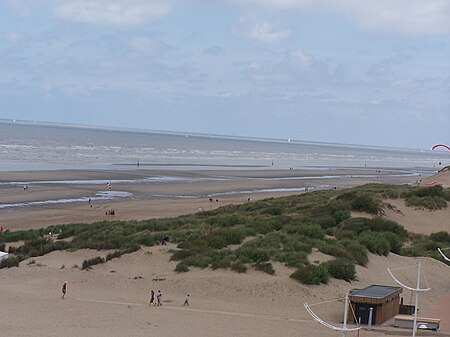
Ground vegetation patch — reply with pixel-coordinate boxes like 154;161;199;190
290;264;329;285
403;185;450;210
1;183;449;279
323;258;356;282
0;256;19;269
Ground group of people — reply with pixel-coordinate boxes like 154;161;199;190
148;289;189;307
105;209;116;216
148;289;163;306
61;283;190;307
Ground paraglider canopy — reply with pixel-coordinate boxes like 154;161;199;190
431;144;450;151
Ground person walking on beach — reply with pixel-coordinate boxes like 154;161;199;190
183;294;190;306
156;290;162;306
61;281;67;299
149;289;155;306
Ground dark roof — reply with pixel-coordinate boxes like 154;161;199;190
350;285;402;299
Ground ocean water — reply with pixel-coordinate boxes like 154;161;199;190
0;120;449;171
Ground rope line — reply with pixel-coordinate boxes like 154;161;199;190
307;297;344;307
72;297;313;324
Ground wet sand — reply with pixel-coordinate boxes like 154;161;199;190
0;167;426;230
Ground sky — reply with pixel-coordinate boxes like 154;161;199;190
0;0;449;149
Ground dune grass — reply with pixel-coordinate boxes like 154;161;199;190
1;183;449;282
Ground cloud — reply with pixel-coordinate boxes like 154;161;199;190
235;17;292;43
227;0;450;36
248;22;292;43
53;0;170;26
289;49;311;68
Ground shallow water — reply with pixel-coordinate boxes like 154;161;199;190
1;120;449;171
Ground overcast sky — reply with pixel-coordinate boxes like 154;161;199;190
0;0;449;149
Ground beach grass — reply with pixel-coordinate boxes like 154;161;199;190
1;183;450;282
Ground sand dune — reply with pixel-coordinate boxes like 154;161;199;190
1;167;450;336
1;243;450;337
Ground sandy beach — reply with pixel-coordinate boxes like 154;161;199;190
0;167;426;230
1;167;449;337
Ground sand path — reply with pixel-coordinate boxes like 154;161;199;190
421;292;450;334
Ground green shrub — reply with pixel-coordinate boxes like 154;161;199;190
230;261;247;273
337;191;380;214
382;232;404;254
325;227;338;237
211;257;233;269
430;231;450;244
170;249;192;261
323;258;356;282
339;217;406;237
104;245;140;262
333;210;351;225
207;214;248;227
296;225;325;240
0;256;20;268
206;228;247;249
261;206;282;216
105;250;122;261
282;234;313;254
274;251;308;268
290;264;330;285
255;262;275;275
82;256;105;270
367;218;407;236
236;247;270;264
318;240;353;260
0;229;40;243
341;240;369;266
358;232;391;256
184;255;211;269
404;185;450;210
316;216;337;229
175;261;189;272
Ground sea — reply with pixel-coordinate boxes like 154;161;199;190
0;119;449;172
1;119;449;208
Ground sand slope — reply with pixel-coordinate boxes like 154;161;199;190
1;167;450;336
1;244;450;337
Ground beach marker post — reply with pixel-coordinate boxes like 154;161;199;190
387;261;431;337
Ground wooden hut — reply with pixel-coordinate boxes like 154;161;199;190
349;285;402;325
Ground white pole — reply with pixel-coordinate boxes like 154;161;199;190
368;307;373;330
412;262;421;337
342;292;349;337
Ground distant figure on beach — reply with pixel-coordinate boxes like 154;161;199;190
61;281;67;299
23;185;28;191
198;206;203;212
184;294;190;306
209;198;213;203
156;290;162;306
107;182;112;189
0;226;3;233
162;234;169;245
149;289;155;306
